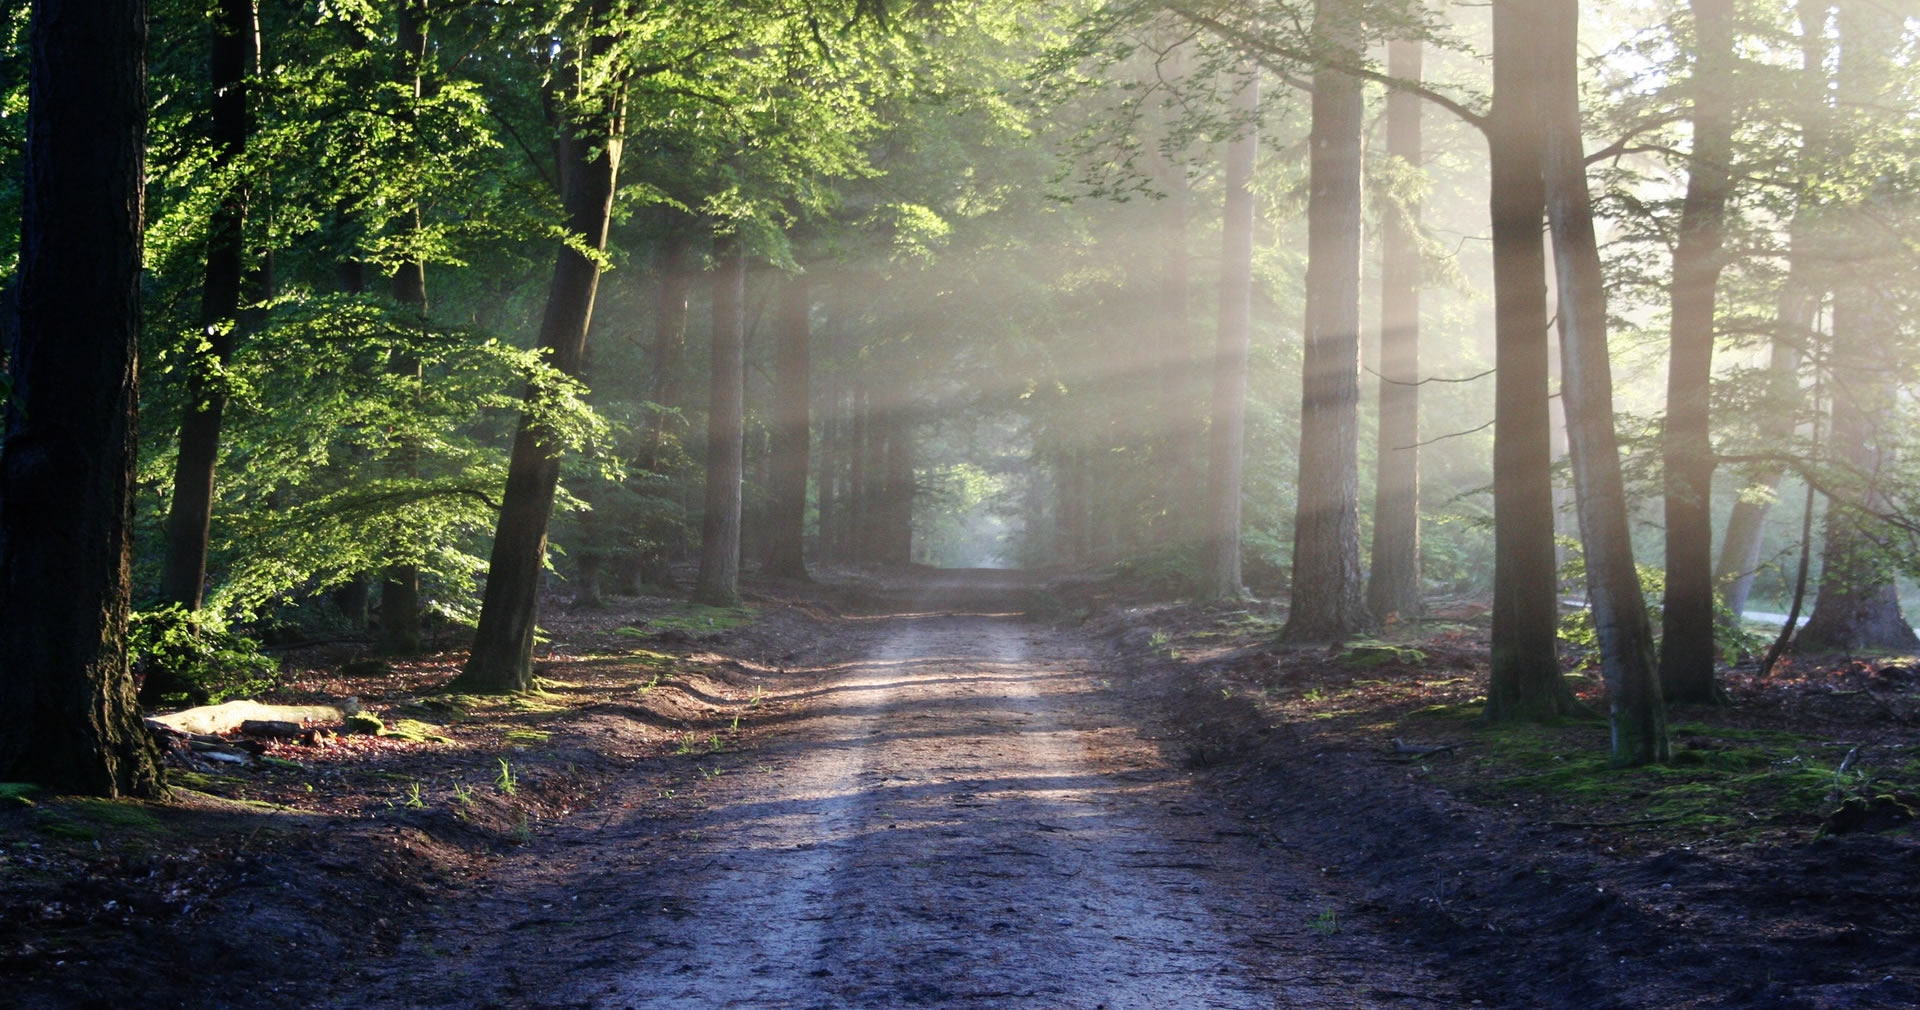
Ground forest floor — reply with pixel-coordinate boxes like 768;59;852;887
2;568;1916;1008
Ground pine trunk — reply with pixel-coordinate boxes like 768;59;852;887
457;36;622;693
1366;37;1424;625
1200;69;1258;600
692;235;747;606
1539;0;1668;765
0;0;164;796
1283;3;1372;643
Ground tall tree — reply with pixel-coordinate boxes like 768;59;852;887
0;0;164;795
1797;0;1918;653
764;269;813;579
456;6;625;693
1658;0;1737;702
691;232;747;605
1366;35;1423;624
1485;0;1578;720
1714;0;1826;622
157;0;257;613
381;0;430;655
1283;0;1372;642
1538;0;1667;764
1199;67;1258;600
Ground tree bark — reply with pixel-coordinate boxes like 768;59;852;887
157;0;255;614
1539;0;1668;765
764;272;812;579
1797;0;1916;653
1716;1;1826;622
1366;37;1424;625
692;234;747;606
1486;0;1581;721
1283;3;1372;643
0;0;164;796
457;25;622;693
1200;68;1258;601
381;0;429;655
1658;0;1737;703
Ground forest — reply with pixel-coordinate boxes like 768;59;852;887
3;0;1919;1007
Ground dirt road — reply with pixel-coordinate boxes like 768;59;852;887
342;575;1444;1008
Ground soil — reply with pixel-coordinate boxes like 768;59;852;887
2;568;1915;1008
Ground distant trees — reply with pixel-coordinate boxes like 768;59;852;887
0;0;163;796
1199;69;1259;601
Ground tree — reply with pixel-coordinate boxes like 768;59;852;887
764;270;813;579
1538;0;1667;764
1657;0;1737;703
1484;0;1579;721
1282;0;1372;642
1366;35;1423;624
1199;67;1258;600
1797;0;1918;653
381;0;431;655
1713;0;1826;624
692;232;747;606
156;0;256;616
0;0;164;796
457;5;625;693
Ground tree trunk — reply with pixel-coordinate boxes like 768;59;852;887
1796;0;1916;653
634;215;694;589
0;0;164;796
1716;0;1826;621
1539;0;1668;765
1200;68;1258;601
692;234;747;606
848;377;870;563
882;410;914;564
1152;134;1201;550
457;29;622;693
765;272;812;579
381;0;429;655
1657;0;1736;703
1283;3;1372;643
1486;0;1579;722
157;0;255;613
1366;37;1424;625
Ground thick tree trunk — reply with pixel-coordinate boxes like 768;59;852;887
1539;0;1668;765
1200;69;1258;600
1658;0;1737;703
1283;5;1372;643
1486;0;1578;721
380;0;430;654
1715;0;1826;622
0;0;164;796
457;38;622;693
764;272;812;579
1366;37;1424;625
157;0;255;613
692;235;747;605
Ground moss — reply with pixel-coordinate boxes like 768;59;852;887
345;712;385;734
381;719;454;745
1340;642;1429;668
617;603;754;637
0;782;39;808
504;728;551;746
35;798;166;842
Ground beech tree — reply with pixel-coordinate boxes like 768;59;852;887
0;0;164;796
1538;0;1667;764
691;233;747;606
1199;68;1259;601
1365;36;1423;625
457;2;625;693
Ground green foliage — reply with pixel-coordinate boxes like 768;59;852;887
128;605;279;705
